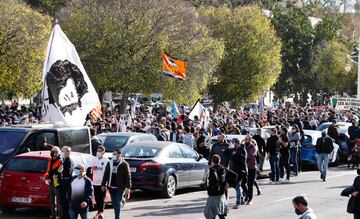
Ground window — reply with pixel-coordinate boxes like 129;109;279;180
71;129;89;145
33;132;56;151
303;135;313;144
122;146;160;158
180;145;198;159
167;146;184;158
98;136;129;152
59;130;72;146
68;129;90;154
0;131;26;154
6;158;48;173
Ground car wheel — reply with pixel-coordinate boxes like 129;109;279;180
1;206;16;214
162;175;176;198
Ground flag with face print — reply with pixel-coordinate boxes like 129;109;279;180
41;24;101;126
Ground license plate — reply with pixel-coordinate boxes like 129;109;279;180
130;167;137;173
11;197;32;203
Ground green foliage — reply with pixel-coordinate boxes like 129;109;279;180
314;40;355;95
272;6;315;101
60;0;224;108
199;5;282;106
24;0;70;16
0;0;52;98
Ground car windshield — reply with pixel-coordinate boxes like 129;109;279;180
6;158;48;173
98;135;129;152
317;124;330;131
0;131;27;154
122;146;160;158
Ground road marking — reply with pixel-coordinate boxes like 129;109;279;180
269;193;309;204
326;172;355;179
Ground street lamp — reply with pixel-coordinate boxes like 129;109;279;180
345;51;360;98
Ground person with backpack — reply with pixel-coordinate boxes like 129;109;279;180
229;138;247;209
265;128;280;184
204;154;229;219
315;130;334;182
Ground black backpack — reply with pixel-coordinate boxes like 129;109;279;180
208;167;226;192
225;168;238;188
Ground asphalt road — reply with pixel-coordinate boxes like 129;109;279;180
0;165;357;219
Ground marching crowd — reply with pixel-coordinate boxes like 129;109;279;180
4;100;360;218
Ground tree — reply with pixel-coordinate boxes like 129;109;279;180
199;5;282;106
60;0;224;112
0;0;52;98
314;40;356;95
272;4;344;104
24;0;70;16
272;5;316;104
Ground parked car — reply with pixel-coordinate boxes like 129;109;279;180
0;124;91;169
97;132;158;158
316;122;351;134
300;130;340;167
316;122;351;157
121;141;208;198
0;151;97;214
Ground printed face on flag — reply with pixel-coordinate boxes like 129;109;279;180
41;25;101;126
46;60;88;117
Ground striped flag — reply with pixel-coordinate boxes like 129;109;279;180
162;50;187;80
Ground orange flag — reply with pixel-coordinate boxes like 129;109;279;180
162;50;187;80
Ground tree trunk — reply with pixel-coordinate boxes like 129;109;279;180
119;93;129;114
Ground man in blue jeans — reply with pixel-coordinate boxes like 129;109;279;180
102;149;131;219
315;130;334;182
229;138;248;209
67;164;94;219
266;129;280;184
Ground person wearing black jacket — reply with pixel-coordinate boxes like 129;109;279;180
328;120;340;144
209;134;231;167
279;127;290;182
315;130;334;181
342;168;360;218
59;146;74;219
253;129;266;171
101;149;131;219
91;128;102;157
266;129;280;184
204;154;229;219
229;138;247;209
67;164;93;219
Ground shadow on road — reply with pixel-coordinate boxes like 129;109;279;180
128;199;206;217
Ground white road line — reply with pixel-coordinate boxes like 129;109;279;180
269;193;309;204
326;172;355;179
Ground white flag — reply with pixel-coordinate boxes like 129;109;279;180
188;100;205;121
41;24;100;126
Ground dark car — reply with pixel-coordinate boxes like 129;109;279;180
97;132;158;158
0;124;91;170
121;141;208;198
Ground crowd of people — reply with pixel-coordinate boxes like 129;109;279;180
4;99;360;219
